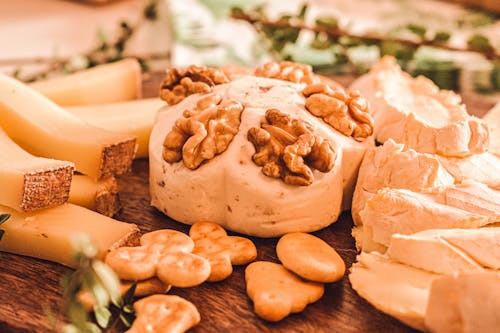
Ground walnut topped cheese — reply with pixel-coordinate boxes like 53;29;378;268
351;56;489;157
150;69;374;237
160;65;230;105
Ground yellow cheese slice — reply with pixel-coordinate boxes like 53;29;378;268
0;126;74;211
66;98;164;158
0;203;140;267
29;59;142;106
0;72;136;180
69;175;120;217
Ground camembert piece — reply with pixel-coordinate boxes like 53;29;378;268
350;56;489;157
425;272;500;333
438;153;500;190
0;126;74;211
69;175;120;217
349;252;438;331
0;203;140;267
0;73;136;180
359;188;491;249
66;98;164;158
351;139;454;225
388;228;500;274
29;59;142;106
150;74;373;237
483;102;500;158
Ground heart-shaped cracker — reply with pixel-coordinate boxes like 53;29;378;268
105;229;210;287
189;221;257;282
126;294;200;333
245;261;324;322
277;232;345;283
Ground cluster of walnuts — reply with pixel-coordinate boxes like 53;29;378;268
160;62;374;185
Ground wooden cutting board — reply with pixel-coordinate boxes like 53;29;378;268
0;73;494;333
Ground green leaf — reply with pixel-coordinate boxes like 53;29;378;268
467;34;494;53
94;305;112;329
0;214;10;225
433;31;451;43
315;16;338;29
119;312;135;328
406;23;426;39
122;283;137;308
92;261;121;306
297;4;308;20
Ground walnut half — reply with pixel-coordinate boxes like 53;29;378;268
254;61;318;85
248;109;336;186
162;94;244;169
303;83;374;141
160;65;230;105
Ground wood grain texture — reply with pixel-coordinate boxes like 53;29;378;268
0;73;494;333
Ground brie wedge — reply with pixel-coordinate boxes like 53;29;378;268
359;188;492;249
350;56;489;157
425;272;500;333
352;139;454;225
349;252;438;331
388;228;500;274
483;102;499;158
149;75;373;237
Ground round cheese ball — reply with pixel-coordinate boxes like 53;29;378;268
149;75;372;237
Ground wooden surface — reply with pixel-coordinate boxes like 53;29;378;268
0;73;495;333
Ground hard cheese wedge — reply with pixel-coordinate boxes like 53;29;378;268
0;203;139;267
350;56;489;157
0;126;74;211
0;73;136;180
349;252;438;331
425;272;500;333
483;102;499;158
68;175;120;217
388;228;500;274
29;59;142;106
359;188;491;249
66;98;164;158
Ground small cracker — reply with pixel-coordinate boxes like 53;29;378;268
156;252;211;288
245;261;324;322
105;246;158;281
126;294;200;333
189;221;257;282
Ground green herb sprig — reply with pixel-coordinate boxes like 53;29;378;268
62;235;135;333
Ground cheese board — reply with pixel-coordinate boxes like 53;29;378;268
0;72;495;333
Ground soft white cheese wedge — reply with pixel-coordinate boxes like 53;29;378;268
483;102;499;158
431;181;500;222
352;139;454;225
425;272;500;333
350;56;489;157
388;228;500;274
359;188;491;249
149;75;373;237
438;153;500;190
349;252;438;331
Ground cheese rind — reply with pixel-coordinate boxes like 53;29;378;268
0;203;140;267
0;126;74;211
150;75;373;237
69;175;121;217
359;188;491;249
350;56;489;157
387;228;500;274
0;73;136;180
425;272;500;333
29;59;142;106
66;98;164;158
349;252;437;331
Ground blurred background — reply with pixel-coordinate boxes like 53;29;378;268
1;0;499;99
